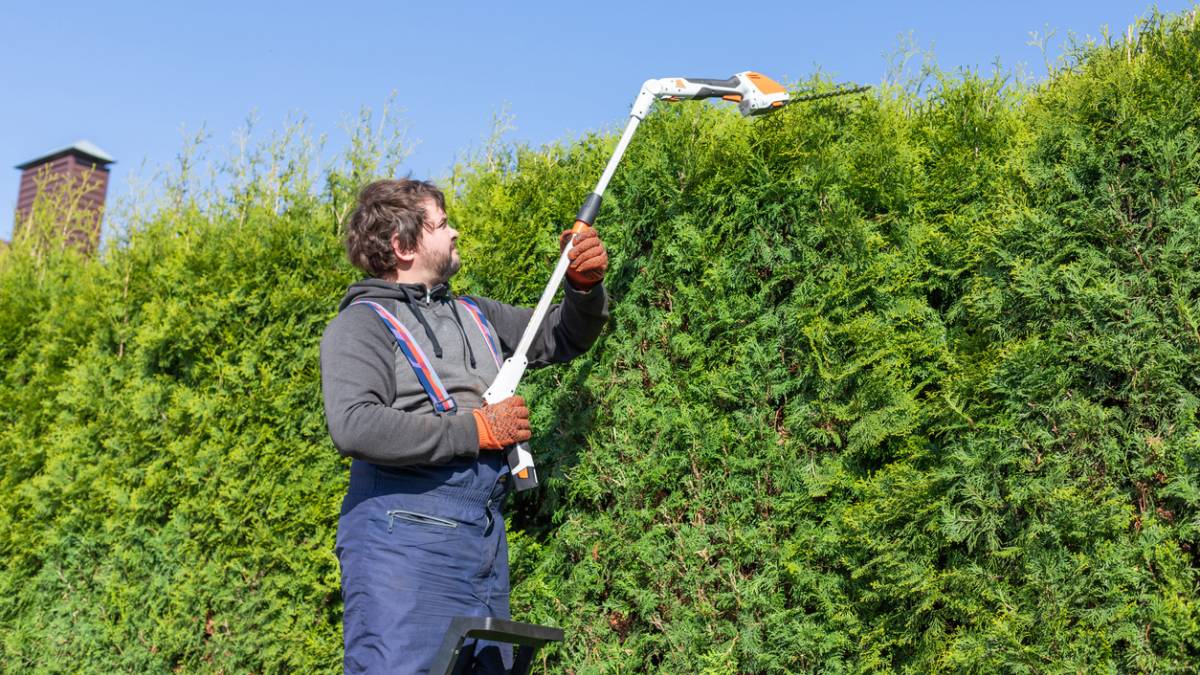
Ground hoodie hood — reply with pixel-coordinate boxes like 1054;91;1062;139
338;278;453;311
337;278;474;366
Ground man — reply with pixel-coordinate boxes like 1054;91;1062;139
321;178;608;673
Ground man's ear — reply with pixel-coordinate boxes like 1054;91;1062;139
391;234;417;264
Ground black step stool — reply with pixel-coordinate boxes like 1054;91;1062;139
431;617;563;675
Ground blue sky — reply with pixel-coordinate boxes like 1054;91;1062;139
1;1;1193;241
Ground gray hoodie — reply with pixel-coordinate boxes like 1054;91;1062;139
320;278;608;467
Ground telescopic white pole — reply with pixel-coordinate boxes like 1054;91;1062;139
483;112;644;402
483;113;646;491
506;114;642;365
506;242;576;368
489;72;800;490
594;115;643;198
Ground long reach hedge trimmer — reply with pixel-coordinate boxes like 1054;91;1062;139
483;72;870;492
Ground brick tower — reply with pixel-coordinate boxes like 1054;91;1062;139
14;141;115;253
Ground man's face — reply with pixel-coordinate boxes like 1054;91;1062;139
414;199;461;285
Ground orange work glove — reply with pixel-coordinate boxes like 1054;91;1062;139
558;226;608;291
472;396;532;450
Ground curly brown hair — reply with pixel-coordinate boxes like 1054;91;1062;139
344;179;447;278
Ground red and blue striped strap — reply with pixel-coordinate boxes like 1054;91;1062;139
352;300;457;415
457;297;502;368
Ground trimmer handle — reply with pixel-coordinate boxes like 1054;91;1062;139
506;442;539;492
633;71;790;118
573;193;603;232
664;76;742;100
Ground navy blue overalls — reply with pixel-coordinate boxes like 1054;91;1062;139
336;299;513;674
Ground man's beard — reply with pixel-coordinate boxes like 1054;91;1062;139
429;246;461;284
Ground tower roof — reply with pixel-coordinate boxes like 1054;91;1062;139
16;140;115;170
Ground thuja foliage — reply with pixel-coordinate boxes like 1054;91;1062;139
454;11;1200;672
2;9;1199;672
0;113;408;671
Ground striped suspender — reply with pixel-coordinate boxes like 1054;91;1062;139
352;300;458;415
456;297;502;369
352;298;503;415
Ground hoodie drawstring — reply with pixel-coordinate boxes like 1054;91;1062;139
400;286;444;359
394;284;477;368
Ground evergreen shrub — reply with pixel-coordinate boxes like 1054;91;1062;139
2;9;1199;672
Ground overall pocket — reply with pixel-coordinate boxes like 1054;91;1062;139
386;509;459;532
366;508;461;551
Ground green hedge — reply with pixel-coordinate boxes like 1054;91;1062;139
3;9;1199;672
